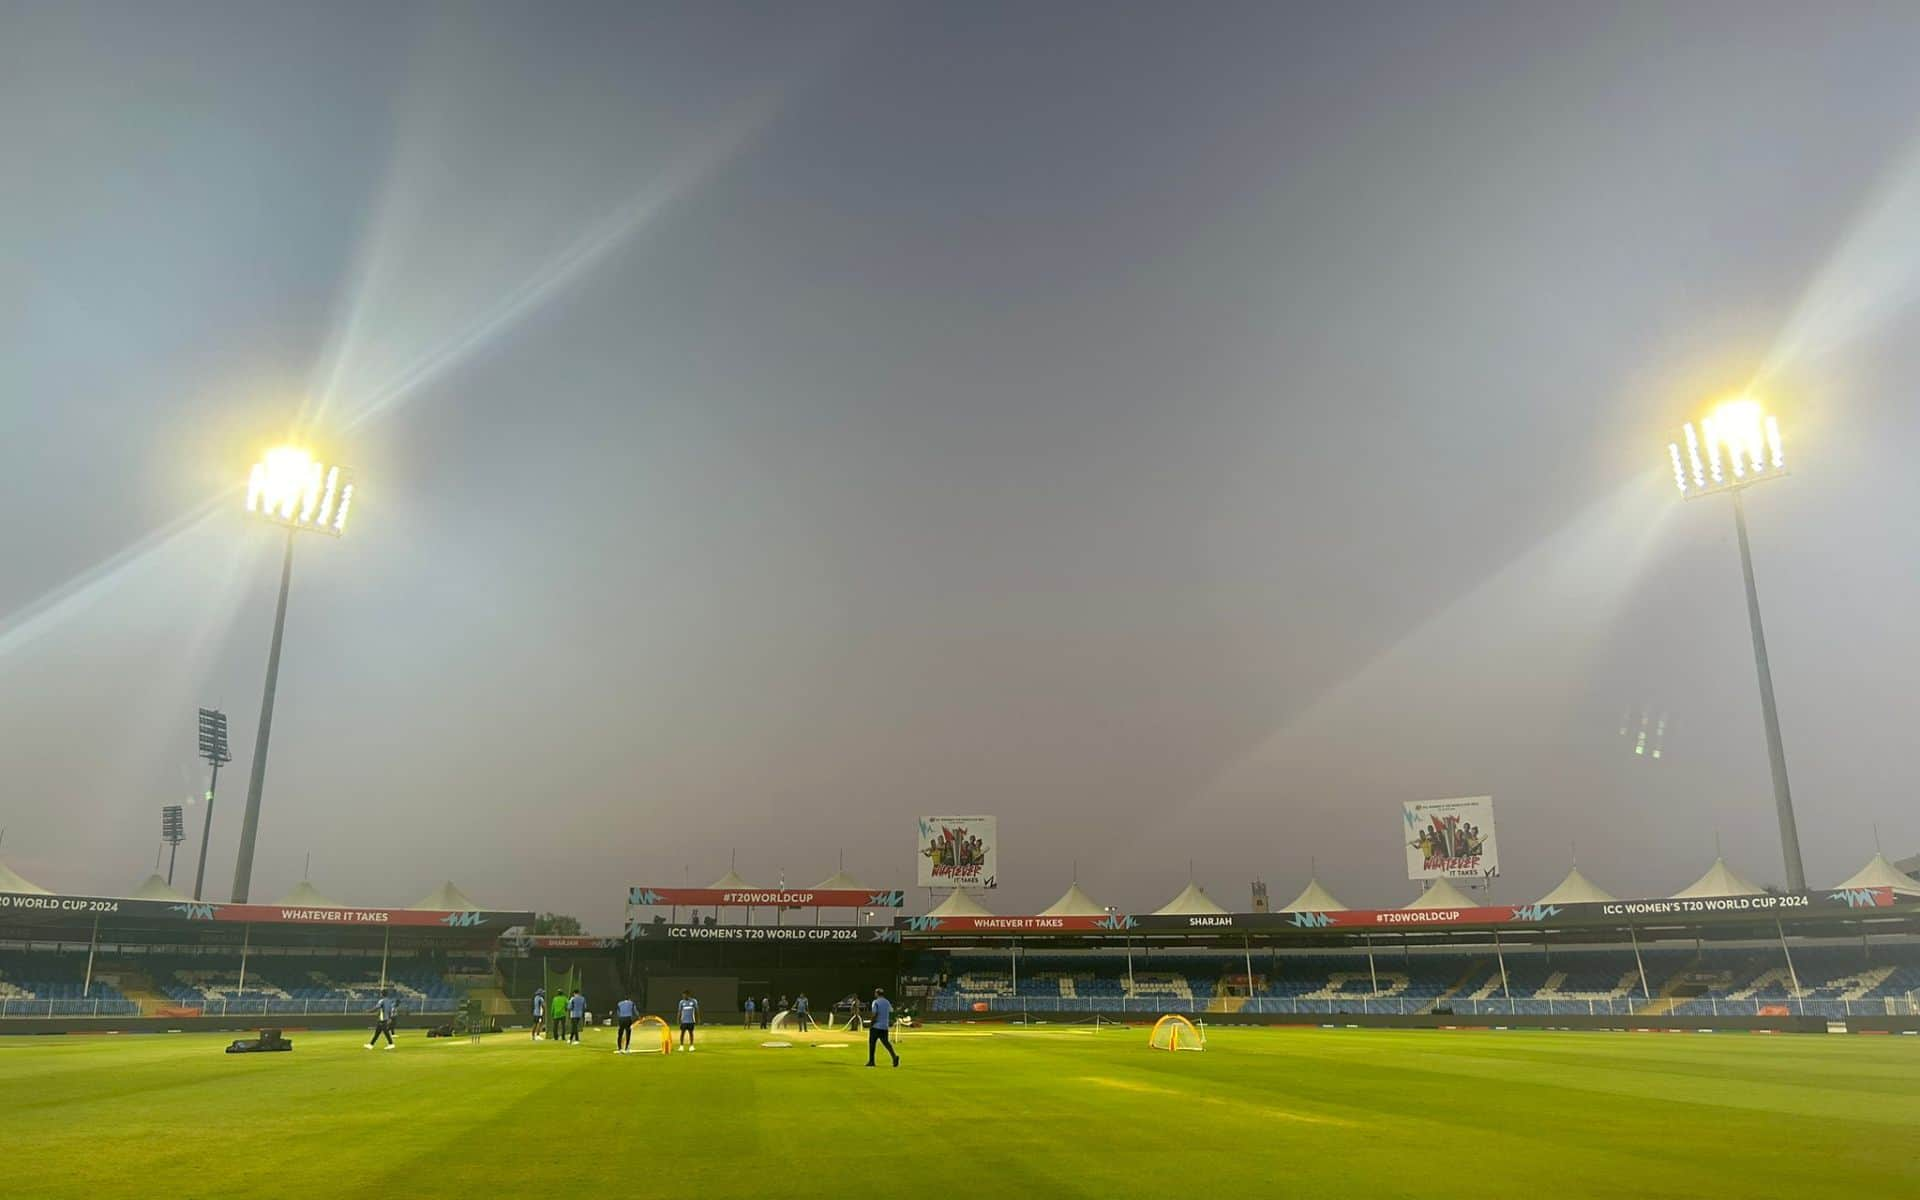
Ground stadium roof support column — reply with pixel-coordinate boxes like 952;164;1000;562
82;915;99;1000
1628;925;1650;999
1776;920;1801;1007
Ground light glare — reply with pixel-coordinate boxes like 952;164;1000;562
244;447;352;537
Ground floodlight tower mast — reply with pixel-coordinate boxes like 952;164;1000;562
161;805;185;886
230;449;354;904
191;707;231;901
1667;400;1803;892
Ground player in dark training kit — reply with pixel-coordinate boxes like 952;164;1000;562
866;988;899;1068
614;996;637;1053
677;990;699;1051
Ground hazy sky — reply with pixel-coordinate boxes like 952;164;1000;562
6;2;1920;928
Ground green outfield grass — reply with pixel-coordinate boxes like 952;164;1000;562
3;1022;1918;1198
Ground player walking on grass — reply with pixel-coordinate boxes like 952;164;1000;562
366;989;397;1050
568;989;585;1043
677;990;699;1050
614;996;637;1053
866;988;898;1068
532;985;546;1040
743;995;755;1028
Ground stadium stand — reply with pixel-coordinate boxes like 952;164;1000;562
927;941;1920;1017
0;951;137;1016
0;948;462;1017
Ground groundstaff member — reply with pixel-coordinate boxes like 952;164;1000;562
866;988;899;1068
677;990;699;1051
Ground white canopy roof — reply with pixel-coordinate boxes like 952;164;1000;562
1536;867;1616;906
0;861;50;894
129;873;190;902
411;880;481;910
814;870;865;891
1672;856;1762;899
1404;877;1479;909
276;880;341;908
1154;881;1227;916
926;890;993;917
708;869;756;890
1833;853;1920;897
1278;878;1348;912
1039;882;1106;917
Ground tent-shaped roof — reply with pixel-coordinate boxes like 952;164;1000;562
411;880;481;910
1278;877;1348;913
1537;867;1616;906
1154;881;1227;916
0;860;50;894
1404;877;1479;909
1672;856;1762;899
708;869;756;890
1833;853;1920;897
129;873;190;902
925;890;993;917
814;869;865;891
1039;882;1106;917
276;880;341;908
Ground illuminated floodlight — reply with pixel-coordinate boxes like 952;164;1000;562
1665;398;1787;498
245;447;353;536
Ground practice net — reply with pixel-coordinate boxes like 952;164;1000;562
1148;1014;1205;1052
626;1015;673;1054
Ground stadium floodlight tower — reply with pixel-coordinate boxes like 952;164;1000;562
1666;397;1804;892
160;805;186;885
191;707;232;901
230;447;354;904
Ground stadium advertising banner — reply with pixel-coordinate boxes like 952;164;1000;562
1405;796;1497;880
917;815;997;889
0;890;530;932
626;922;899;944
894;886;1912;935
626;887;905;908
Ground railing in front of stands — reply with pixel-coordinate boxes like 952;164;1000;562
0;998;465;1019
929;995;1920;1018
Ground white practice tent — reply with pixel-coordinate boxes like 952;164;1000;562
1278;878;1348;912
1832;853;1920;897
1038;882;1106;917
1536;867;1617;906
1403;877;1479;909
411;880;481;910
1154;881;1227;916
128;873;190;902
1671;857;1762;899
275;880;341;907
0;861;50;894
925;890;993;918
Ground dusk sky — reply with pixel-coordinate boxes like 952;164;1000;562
5;2;1920;929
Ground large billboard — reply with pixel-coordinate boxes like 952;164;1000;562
916;815;997;889
1404;796;1497;880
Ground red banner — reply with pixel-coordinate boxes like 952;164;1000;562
629;886;904;908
